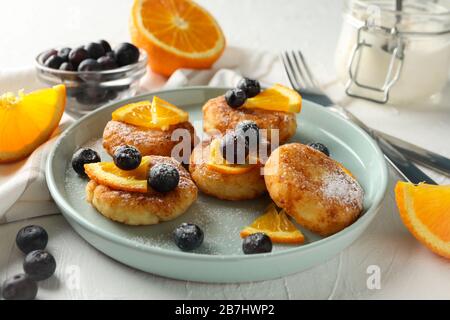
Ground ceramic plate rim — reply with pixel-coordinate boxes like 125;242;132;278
46;86;388;262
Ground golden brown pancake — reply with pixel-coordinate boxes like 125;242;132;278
102;120;197;159
264;143;364;236
189;139;266;201
202;96;297;144
86;156;198;225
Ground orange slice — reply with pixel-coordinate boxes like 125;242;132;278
130;0;226;76
112;100;152;127
111;97;188;130
150;96;188;130
207;138;257;175
243;84;302;113
84;156;151;193
395;182;450;259
240;204;305;244
0;85;66;163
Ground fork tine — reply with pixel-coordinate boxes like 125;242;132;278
282;51;306;91
295;51;319;88
280;52;301;91
290;51;314;89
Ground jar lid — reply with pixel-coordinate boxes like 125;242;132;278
345;0;450;35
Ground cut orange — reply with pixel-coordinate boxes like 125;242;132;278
395;182;450;259
151;96;189;130
207;138;257;175
111;97;188;130
84;156;151;193
130;0;226;76
243;84;302;113
240;203;305;244
112;100;152;127
0;85;66;163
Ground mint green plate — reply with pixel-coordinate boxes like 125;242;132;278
46;87;388;283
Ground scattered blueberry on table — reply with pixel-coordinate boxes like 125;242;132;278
242;233;273;254
113;145;142;171
1;274;38;300
23;250;57;281
2;225;56;300
148;163;180;193
71;148;101;177
16;225;48;254
173;223;204;251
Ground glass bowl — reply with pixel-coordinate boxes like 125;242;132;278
35;49;148;118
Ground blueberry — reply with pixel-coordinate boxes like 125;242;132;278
2;274;38;300
59;62;75;71
97;55;117;70
71;148;101;176
307;142;330;157
235;120;260;150
85;42;105;59
16;225;48;254
23;250;56;281
68;47;89;69
220;132;249;164
113;145;141;170
44;55;64;69
237;78;261;98
225;88;247;108
242;233;272;254
57;47;71;62
105;51;116;60
78;58;102;72
173;223;204;251
114;42;140;66
148;163;180;193
40;49;57;64
99;39;112;53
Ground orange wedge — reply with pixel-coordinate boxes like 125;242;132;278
130;0;226;76
84;156;151;193
243;84;302;113
0;85;66;163
240;204;305;244
207;138;257;175
112;100;152;127
150;96;189;130
111;97;188;130
395;182;450;259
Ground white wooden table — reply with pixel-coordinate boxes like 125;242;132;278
1;0;449;299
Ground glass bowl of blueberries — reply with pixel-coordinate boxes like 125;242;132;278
35;40;147;118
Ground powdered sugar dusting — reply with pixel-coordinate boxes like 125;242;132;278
321;170;364;209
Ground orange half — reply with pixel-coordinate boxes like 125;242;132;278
240;203;305;244
130;0;226;76
0;85;66;163
84;156;151;193
395;182;450;259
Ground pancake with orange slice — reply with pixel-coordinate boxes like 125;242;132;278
189;138;266;201
103;97;196;160
203;84;301;144
85;155;198;225
264;143;364;236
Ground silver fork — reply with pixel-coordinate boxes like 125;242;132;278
280;50;438;185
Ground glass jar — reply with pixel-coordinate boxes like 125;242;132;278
335;0;450;104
